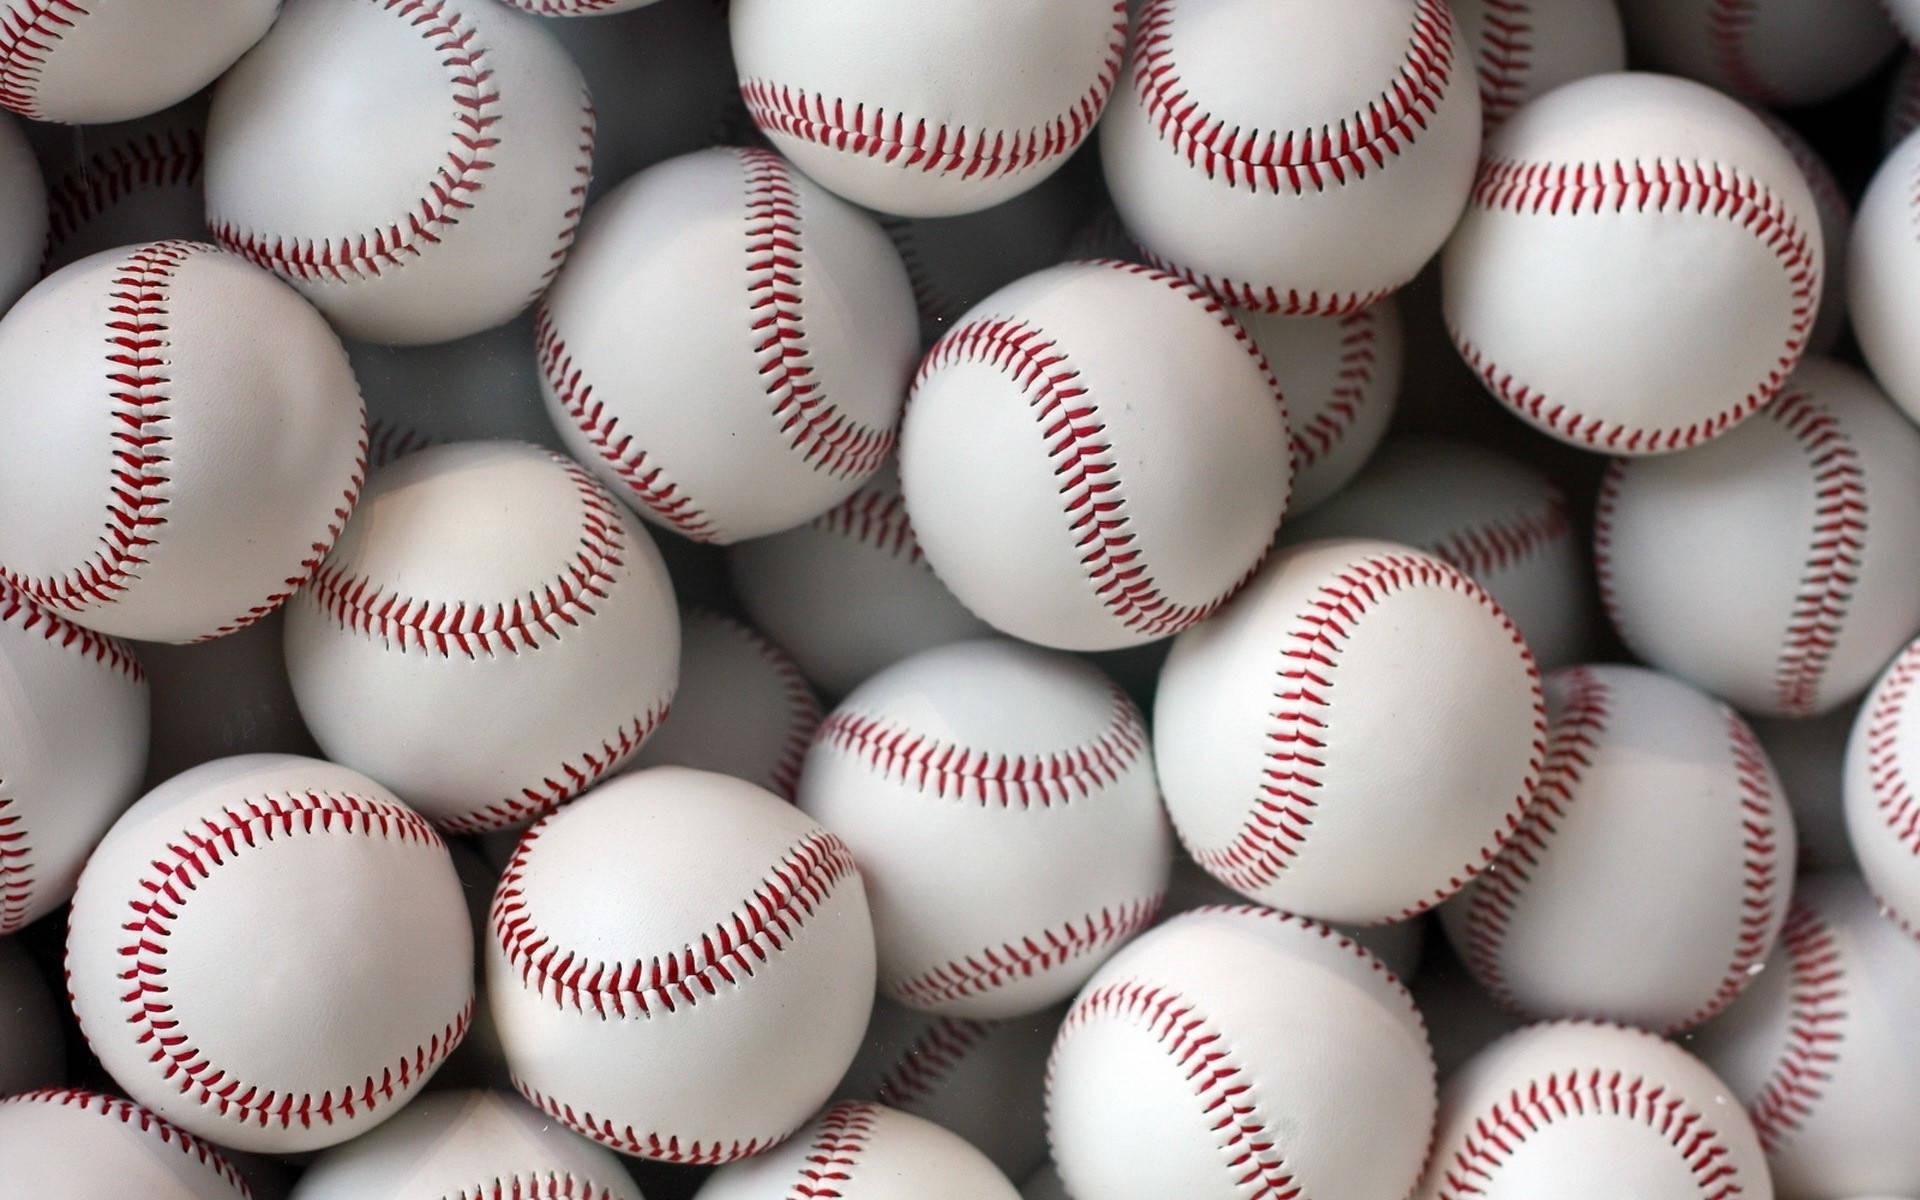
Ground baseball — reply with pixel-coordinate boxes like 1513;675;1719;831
1758;110;1852;355
1282;434;1592;670
0;241;366;644
1843;634;1920;937
1100;0;1482;314
1691;873;1920;1200
1450;0;1625;132
900;259;1292;652
1439;663;1796;1034
0;0;276;124
0;111;42;311
64;754;475;1153
730;0;1128;218
30;97;210;275
348;314;562;469
1155;538;1545;924
0;940;60;1095
1415;1020;1770;1198
695;1101;1021;1199
1616;0;1899;108
728;460;995;697
1443;72;1822;454
1595;357;1920;718
798;638;1171;1018
205;0;594;345
0;583;147;933
283;441;680;834
487;766;877;1163
288;1088;643;1199
0;1089;250;1199
1850;124;1920;424
626;607;822;801
538;145;917;544
1047;905;1436;1200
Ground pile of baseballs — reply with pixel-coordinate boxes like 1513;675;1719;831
4;0;1920;1197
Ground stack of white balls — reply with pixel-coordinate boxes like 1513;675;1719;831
4;0;1920;1198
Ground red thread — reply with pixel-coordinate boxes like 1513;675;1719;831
364;416;435;469
1766;390;1866;717
888;897;1161;1011
1290;306;1390;476
0;0;84;120
809;475;923;564
497;0;627;20
1424;490;1572;580
531;90;596;299
1707;0;1782;107
452;1177;627;1200
42;125;203;269
1191;553;1544;914
738;5;1125;184
1472;0;1535;130
111;791;472;1133
1861;640;1920;858
1745;899;1844;1153
1592;459;1626;642
784;1101;878;1199
0;1089;251;1194
738;615;821;802
0;789;27;936
513;1078;782;1165
1454;157;1818;453
871;1016;989;1110
436;699;671;835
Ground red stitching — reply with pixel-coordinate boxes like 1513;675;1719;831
1707;0;1782;107
738;4;1125;184
1472;0;1534;130
1051;979;1299;1199
1862;640;1920;858
809;474;923;563
738;615;820;802
1432;1056;1753;1199
435;698;671;836
879;215;970;328
1190;552;1545;915
452;1178;626;1200
1766;390;1866;716
1744;899;1844;1154
1425;489;1572;580
513;1078;782;1166
112;791;472;1133
1454;158;1818;453
1290;306;1390;475
363;416;435;470
888;897;1161;1012
0;1089;250;1192
497;0;626;19
1141;257;1394;317
0;582;144;682
42;125;203;270
914;260;1284;639
783;1101;878;1200
530;91;596;300
0;0;83;120
1592;458;1627;641
0;791;27;936
871;1016;989;1110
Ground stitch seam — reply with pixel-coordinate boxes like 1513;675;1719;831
1707;0;1781;107
1290;306;1390;475
1863;641;1920;858
888;896;1162;1011
809;476;924;564
1473;0;1535;130
436;698;672;835
41;126;204;270
0;0;84;120
514;1078;785;1165
1745;899;1844;1153
450;1177;626;1200
871;1016;989;1110
783;1101;877;1200
1;1089;251;1192
1423;490;1573;581
1766;390;1866;717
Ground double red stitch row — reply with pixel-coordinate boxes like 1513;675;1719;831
1863;642;1920;855
1744;900;1845;1153
1767;391;1867;716
871;1016;989;1110
1289;307;1389;472
0;581;144;680
0;0;83;120
42;127;203;268
787;1101;879;1200
887;896;1163;1011
1424;492;1572;581
1473;0;1537;130
1;1089;251;1191
438;697;671;835
513;1078;780;1165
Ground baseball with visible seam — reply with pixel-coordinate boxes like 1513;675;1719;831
1757;110;1852;356
1450;0;1625;133
1443;71;1823;455
1596;357;1920;719
833;998;1058;1181
486;767;877;1164
537;145;917;545
900;259;1292;653
694;1100;1022;1200
64;754;475;1153
205;0;594;346
28;96;210;276
1843;634;1920;937
0;111;43;312
501;0;664;15
0;1089;250;1199
730;0;1128;218
0;939;60;1094
1100;0;1482;316
1849;124;1920;425
728;460;995;697
1414;1020;1770;1199
1154;537;1545;925
288;1088;644;1200
348;313;564;470
1047;905;1436;1200
0;0;277;124
798;638;1172;1019
0;583;148;934
1691;873;1920;1200
282;441;680;835
1617;0;1898;108
1438;663;1796;1034
0;240;367;644
1281;435;1591;670
627;607;822;802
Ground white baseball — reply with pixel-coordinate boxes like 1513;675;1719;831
730;0;1128;218
1443;72;1822;454
1451;0;1625;132
1849;126;1920;424
627;607;821;802
1154;538;1544;924
695;1101;1021;1200
1692;873;1920;1200
538;145;916;544
799;638;1171;1018
0;0;276;124
1100;0;1482;315
0;583;147;933
0;1089;250;1199
0;939;60;1094
728;460;995;697
0;111;42;313
0;241;366;644
1282;435;1592;670
1047;905;1436;1200
1886;53;1920;150
30;97;209;275
1439;664;1795;1034
487;767;876;1163
283;441;680;834
1751;703;1857;874
1758;111;1851;356
1415;1020;1771;1199
65;754;475;1152
1617;0;1898;107
1843;634;1920;938
205;0;594;345
1596;357;1920;718
347;313;562;469
900;259;1291;652
134;611;319;788
835;999;1056;1181
289;1089;643;1200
